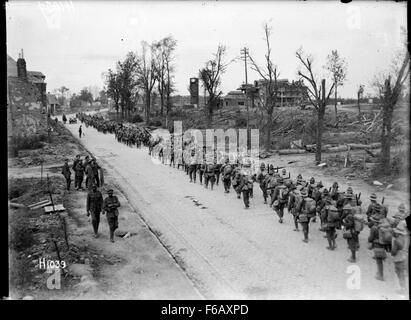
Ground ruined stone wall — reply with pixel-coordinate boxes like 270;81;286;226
7;77;48;139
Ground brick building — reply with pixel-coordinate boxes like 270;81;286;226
7;50;48;141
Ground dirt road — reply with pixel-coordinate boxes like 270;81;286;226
63;118;408;300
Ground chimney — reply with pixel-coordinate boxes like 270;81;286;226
17;49;27;80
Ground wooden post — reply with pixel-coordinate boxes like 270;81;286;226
46;174;55;213
53;240;66;275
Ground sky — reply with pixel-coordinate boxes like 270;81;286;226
6;0;407;98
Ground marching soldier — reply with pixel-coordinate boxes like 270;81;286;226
91;158;101;187
221;158;233;193
238;165;253;209
61;159;72;191
307;177;316;198
321;198;339;250
232;165;243;199
103;189;121;243
85;160;94;190
74;158;85;190
368;214;389;281
272;177;288;223
188;150;197;183
391;223;409;295
204;162;216;190
288;183;301;231
86;184;104;238
256;163;268;204
296;188;316;242
330;182;339;201
342;198;361;263
366;193;379;221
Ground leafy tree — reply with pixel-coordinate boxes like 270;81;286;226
325;50;347;117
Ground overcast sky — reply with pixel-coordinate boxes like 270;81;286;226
6;0;407;98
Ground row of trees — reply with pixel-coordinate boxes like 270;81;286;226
102;24;408;174
210;22;409;173
105;36;177;124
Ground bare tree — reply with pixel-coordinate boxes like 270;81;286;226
136;41;158;122
378;52;410;174
357;84;364;120
247;22;280;151
325;50;347;117
199;44;228;125
296;47;335;164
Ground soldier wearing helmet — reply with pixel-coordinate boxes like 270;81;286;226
296;188;316;242
272;177;288;223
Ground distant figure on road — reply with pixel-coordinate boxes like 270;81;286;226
62;114;67;124
61;158;72;191
79;125;83;138
103;189;121;243
87;184;104;238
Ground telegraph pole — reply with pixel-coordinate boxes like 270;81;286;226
240;47;249;133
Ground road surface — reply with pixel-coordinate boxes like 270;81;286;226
63;117;407;300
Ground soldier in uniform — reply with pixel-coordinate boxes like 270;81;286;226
91;158;101;187
342;198;360;263
368;214;388;281
221;158;232;193
188;150;198;183
391;223;409;295
366;193;379;221
307;177;316;198
272;177;288;223
61;159;72;191
288;183;300;231
74;159;85;190
256;163;268;204
330;182;339;201
238;165;253;209
204;162;216;190
321;199;339;250
86;184;104;238
232;165;243;199
85;160;94;190
103;189;121;243
296;188;316;242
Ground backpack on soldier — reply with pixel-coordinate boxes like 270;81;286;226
279;187;289;204
328;205;340;223
378;220;393;245
304;197;317;215
223;164;232;176
353;213;366;232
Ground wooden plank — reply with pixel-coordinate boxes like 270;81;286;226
28;199;50;208
44;204;66;213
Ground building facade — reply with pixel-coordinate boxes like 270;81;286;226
253;79;308;108
7;50;48;141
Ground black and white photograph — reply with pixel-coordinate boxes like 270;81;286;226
5;0;410;302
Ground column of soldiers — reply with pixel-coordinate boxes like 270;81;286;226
74;113;409;295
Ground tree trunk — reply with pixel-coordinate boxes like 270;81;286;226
334;81;338;118
380;102;393;174
315;107;325;164
145;94;151;123
265;111;272;151
315;79;326;164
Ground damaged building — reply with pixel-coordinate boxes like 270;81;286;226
7;50;48;142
